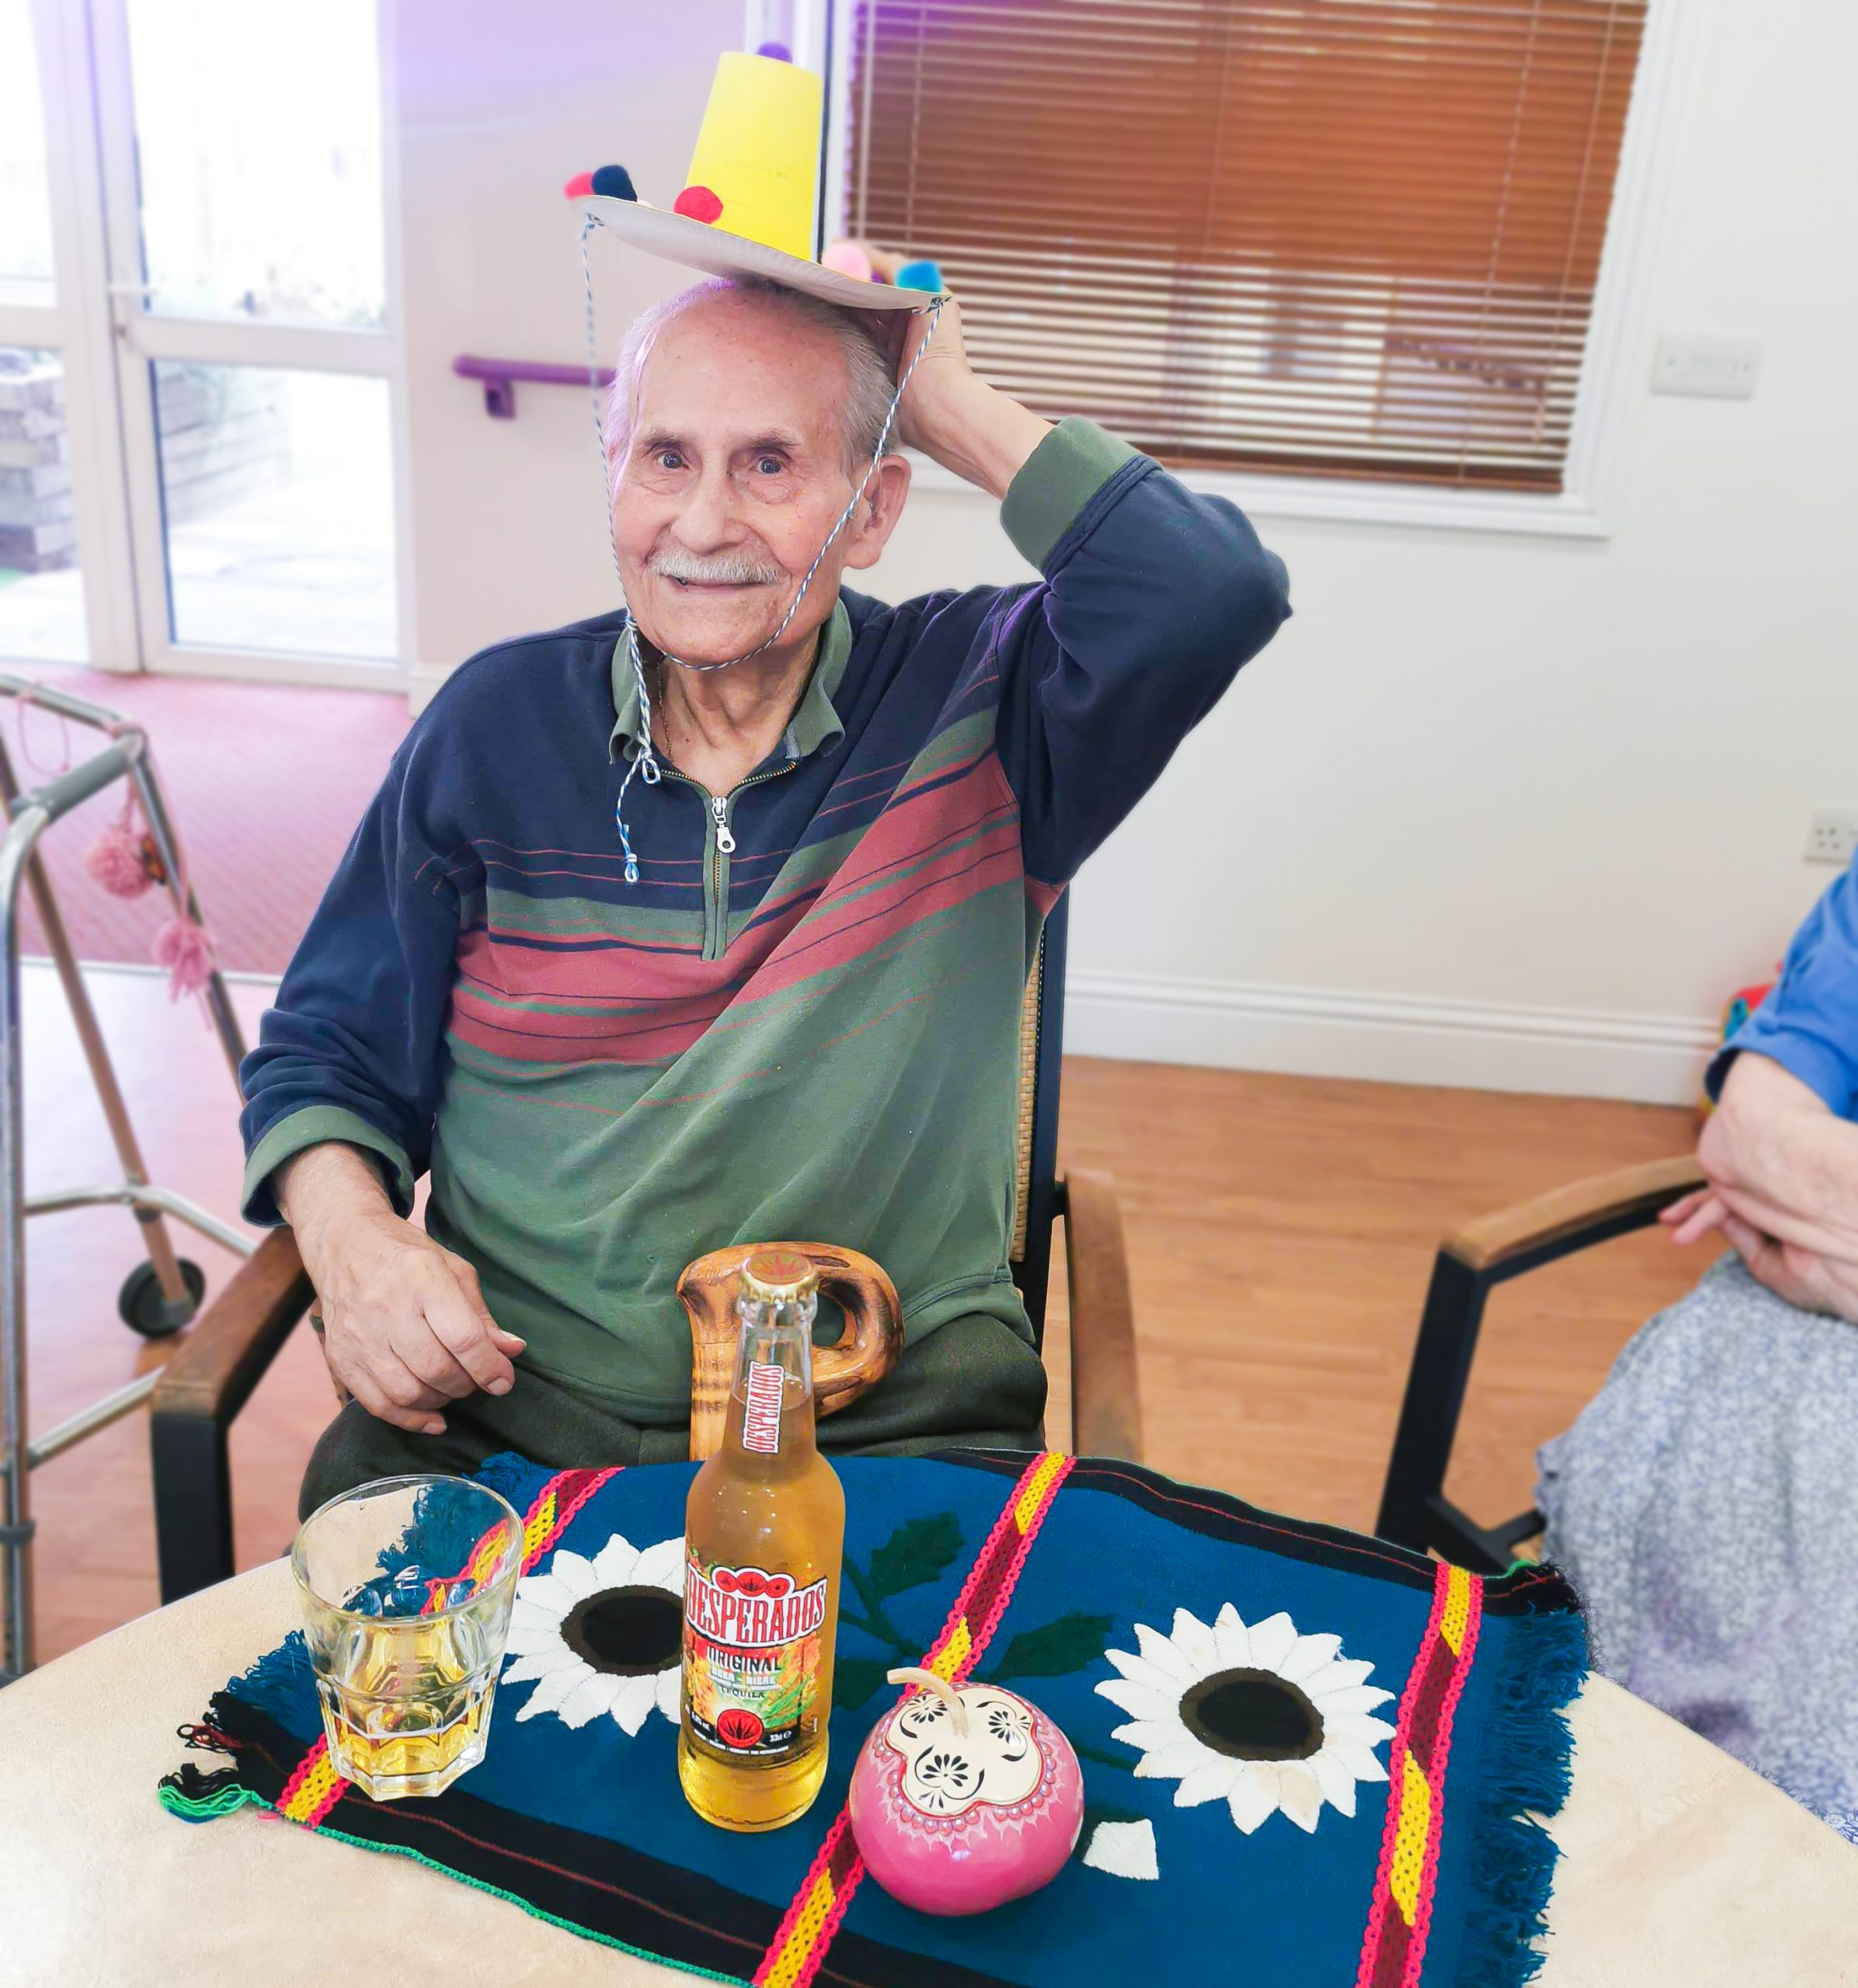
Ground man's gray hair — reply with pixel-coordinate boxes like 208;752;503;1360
604;276;897;480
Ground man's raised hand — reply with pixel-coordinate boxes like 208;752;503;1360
276;1142;525;1435
830;240;1053;500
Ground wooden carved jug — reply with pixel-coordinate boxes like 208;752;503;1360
677;1242;903;1460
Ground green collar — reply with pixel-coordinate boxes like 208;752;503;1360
607;601;853;765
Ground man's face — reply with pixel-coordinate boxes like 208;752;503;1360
611;292;905;668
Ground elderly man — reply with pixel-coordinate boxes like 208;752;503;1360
1539;846;1858;1833
243;260;1290;1507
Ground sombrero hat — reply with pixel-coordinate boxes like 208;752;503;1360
565;49;947;314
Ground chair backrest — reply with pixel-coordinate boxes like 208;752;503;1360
1009;893;1069;1350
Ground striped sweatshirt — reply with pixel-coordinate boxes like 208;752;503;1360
241;418;1291;1423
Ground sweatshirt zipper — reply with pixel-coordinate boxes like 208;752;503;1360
660;759;796;961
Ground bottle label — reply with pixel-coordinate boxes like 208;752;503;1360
741;1360;785;1455
683;1552;827;1758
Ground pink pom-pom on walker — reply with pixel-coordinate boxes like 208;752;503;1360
153;913;216;1003
822;239;875;283
83;816;155;898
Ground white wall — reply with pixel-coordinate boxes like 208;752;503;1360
392;0;1858;1104
394;0;741;688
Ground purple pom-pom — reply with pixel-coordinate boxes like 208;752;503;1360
757;40;792;61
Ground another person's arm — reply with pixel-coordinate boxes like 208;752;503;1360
241;728;523;1430
1666;1053;1858;1321
1664;853;1858;1320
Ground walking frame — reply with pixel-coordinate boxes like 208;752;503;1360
0;673;252;1681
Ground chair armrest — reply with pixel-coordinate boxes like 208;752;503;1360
1060;1169;1143;1463
1446;1153;1706;1274
149;1227;315;1427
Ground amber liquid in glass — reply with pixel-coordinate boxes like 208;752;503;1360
679;1272;844;1832
317;1613;499;1796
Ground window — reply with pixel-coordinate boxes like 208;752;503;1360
841;0;1648;494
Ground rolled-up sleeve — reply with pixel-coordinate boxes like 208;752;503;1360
992;417;1291;888
1707;852;1858;1117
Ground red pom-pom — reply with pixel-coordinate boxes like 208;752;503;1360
562;169;596;199
154;913;216;1002
673;184;724;225
84;819;155;898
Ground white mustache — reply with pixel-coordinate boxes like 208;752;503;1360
649;546;785;585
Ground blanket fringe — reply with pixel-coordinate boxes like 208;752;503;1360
475;1450;542;1510
157;1760;263;1825
1456;1604;1589;1987
372;1463;534;1597
220;1634;321;1733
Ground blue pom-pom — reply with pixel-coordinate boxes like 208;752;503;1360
896;258;944;294
590;163;637;201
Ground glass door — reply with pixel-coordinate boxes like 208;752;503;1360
89;0;407;689
0;0;130;669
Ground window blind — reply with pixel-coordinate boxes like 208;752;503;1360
845;0;1648;490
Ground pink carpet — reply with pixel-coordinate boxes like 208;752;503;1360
7;668;412;977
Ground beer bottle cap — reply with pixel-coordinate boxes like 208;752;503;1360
741;1249;819;1304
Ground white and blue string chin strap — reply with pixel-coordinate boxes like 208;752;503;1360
579;215;945;882
580;217;659;884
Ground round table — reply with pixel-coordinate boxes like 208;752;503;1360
2;1562;1853;1986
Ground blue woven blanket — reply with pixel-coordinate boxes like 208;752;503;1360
162;1451;1585;1987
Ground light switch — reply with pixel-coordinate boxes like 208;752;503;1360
1651;335;1761;399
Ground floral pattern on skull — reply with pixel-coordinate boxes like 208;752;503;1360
885;1683;1043;1818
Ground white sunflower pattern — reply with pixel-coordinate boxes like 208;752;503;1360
502;1532;684;1735
1096;1604;1396;1836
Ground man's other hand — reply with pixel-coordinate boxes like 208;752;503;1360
276;1142;526;1434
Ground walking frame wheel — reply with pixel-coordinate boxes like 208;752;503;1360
118;1259;206;1339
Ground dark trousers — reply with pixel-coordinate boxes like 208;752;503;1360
300;1312;1048;1519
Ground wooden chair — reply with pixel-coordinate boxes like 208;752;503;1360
1374;1152;1704;1572
146;894;1141;1602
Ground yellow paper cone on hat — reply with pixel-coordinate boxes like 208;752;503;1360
678;52;821;260
573;49;942;311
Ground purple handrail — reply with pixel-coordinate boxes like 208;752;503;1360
453;355;614;419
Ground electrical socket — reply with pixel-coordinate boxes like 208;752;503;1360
1806;810;1858;865
1652;334;1762;399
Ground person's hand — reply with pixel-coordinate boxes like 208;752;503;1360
310;1206;526;1434
277;1142;525;1435
1661;1186;1731;1245
1696;1053;1858;1263
832;242;1052;499
839;243;979;457
1665;1051;1858;1323
1717;1208;1858;1323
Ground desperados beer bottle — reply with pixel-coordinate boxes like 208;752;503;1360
680;1249;844;1830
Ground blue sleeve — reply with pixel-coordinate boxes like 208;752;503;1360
1707;850;1858;1119
238;732;462;1223
991;418;1291;888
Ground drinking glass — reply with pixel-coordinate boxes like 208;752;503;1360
292;1474;524;1801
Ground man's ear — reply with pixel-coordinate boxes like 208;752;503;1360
840;454;912;572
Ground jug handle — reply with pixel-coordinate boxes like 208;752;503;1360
678;1242;903;1461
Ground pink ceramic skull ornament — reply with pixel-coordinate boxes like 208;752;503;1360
848;1666;1085;1915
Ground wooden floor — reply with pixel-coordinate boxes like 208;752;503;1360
15;962;1704;1667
